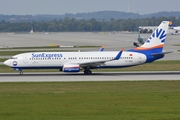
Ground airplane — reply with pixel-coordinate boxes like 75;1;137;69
170;26;180;35
172;26;180;31
4;21;171;75
169;22;180;35
133;28;147;47
29;28;33;34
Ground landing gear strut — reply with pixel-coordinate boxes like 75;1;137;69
14;68;23;75
19;70;23;75
84;69;92;75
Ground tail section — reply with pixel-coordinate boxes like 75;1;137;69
130;21;171;62
134;21;170;52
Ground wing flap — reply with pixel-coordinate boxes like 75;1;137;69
79;50;123;67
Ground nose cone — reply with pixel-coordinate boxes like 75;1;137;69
4;60;11;66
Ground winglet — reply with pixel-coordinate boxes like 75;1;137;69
113;49;123;60
99;46;105;52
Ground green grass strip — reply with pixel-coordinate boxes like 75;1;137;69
173;44;180;46
0;81;180;120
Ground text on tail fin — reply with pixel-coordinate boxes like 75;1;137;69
146;28;166;43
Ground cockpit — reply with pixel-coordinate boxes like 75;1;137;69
10;57;18;59
4;56;19;67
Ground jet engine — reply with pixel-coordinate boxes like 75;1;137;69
62;64;80;72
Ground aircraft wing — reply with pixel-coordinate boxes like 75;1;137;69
79;61;107;67
78;50;123;67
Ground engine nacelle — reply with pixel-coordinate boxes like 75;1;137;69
62;64;80;72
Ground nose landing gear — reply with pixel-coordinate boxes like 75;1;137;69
14;68;23;75
19;70;23;75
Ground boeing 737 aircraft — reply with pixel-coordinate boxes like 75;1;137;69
169;22;180;35
4;21;170;75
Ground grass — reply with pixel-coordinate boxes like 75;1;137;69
0;58;8;62
1;60;180;73
0;81;180;120
173;44;180;46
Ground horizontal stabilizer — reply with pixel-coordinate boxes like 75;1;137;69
151;51;172;56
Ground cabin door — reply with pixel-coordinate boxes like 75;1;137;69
23;55;28;64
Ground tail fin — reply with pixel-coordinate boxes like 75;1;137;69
137;31;145;45
169;21;175;27
135;21;169;51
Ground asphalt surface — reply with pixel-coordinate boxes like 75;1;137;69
0;71;180;82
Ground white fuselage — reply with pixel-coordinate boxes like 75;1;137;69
173;26;180;31
4;51;147;69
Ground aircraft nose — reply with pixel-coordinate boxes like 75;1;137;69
4;60;11;66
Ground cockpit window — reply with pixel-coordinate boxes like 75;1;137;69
10;57;18;59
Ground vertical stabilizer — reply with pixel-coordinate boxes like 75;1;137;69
139;21;169;49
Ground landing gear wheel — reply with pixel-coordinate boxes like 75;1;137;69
84;69;92;75
19;70;23;75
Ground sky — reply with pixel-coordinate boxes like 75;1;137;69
0;0;180;15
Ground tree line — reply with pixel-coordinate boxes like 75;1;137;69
0;16;180;32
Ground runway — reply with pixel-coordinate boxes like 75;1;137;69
0;71;180;82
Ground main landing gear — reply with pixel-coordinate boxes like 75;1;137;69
84;68;92;75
